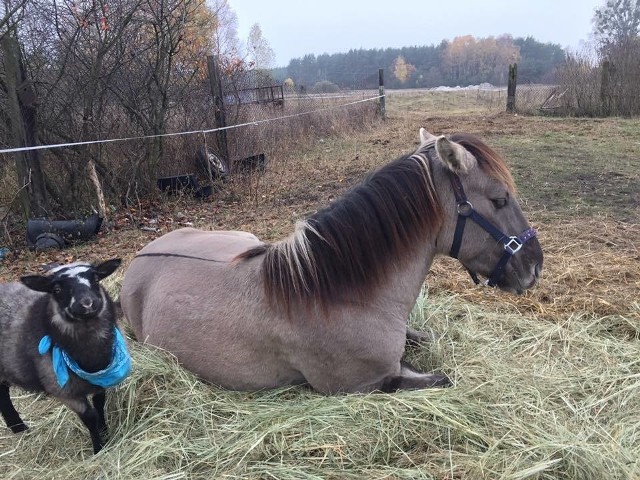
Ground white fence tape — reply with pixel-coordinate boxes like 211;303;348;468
0;95;383;155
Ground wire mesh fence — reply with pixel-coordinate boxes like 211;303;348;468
124;70;381;205
193;69;382;186
388;83;559;116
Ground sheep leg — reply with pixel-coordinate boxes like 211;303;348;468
0;383;27;433
92;390;107;436
58;396;104;454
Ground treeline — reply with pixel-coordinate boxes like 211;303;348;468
282;35;566;90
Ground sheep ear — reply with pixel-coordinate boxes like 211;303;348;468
94;258;122;280
435;136;476;173
21;275;52;293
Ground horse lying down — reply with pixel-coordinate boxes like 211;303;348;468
120;129;542;394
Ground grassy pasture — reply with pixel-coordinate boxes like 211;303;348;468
0;91;638;479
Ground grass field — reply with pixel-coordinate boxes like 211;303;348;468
0;91;638;479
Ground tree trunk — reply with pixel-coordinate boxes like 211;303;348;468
1;31;48;219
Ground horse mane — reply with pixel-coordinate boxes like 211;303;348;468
237;150;443;314
237;132;514;315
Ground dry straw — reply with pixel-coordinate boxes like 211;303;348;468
0;277;637;479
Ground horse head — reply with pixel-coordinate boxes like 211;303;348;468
419;128;543;294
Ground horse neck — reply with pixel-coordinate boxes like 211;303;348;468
374;235;438;315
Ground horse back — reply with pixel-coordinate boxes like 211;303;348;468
120;228;263;342
134;227;261;261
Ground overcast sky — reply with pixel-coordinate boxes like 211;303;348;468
230;0;605;67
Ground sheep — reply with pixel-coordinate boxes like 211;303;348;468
0;258;130;454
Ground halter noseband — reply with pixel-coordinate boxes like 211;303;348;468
447;171;537;287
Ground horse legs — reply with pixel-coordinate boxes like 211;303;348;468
406;327;439;347
380;361;451;392
0;382;27;433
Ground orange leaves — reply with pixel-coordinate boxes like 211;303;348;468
391;56;417;84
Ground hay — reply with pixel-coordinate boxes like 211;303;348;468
0;287;637;479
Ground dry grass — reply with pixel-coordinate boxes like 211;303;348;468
0;90;638;479
428;216;640;322
0;286;637;479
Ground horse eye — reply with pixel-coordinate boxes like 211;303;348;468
491;197;508;209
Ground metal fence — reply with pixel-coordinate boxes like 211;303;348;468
404;84;560;115
195;69;382;179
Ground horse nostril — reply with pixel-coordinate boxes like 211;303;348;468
534;263;542;278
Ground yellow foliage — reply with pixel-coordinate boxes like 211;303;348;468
175;1;218;77
392;55;417;83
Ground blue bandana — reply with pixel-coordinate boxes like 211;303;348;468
38;327;131;389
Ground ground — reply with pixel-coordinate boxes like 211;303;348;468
0;93;638;478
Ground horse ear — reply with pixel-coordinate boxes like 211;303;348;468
419;127;437;145
435;136;476;173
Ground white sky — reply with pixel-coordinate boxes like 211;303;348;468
230;0;605;66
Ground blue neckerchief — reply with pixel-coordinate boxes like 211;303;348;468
38;327;131;389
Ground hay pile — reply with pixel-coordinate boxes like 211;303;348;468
0;283;637;479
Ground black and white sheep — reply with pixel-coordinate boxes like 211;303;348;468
0;259;130;454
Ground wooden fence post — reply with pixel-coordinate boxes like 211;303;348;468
207;55;230;163
378;68;386;120
506;63;517;113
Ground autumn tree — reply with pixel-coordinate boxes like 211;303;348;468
391;55;416;83
442;35;519;86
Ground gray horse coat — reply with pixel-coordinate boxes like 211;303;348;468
120;129;543;393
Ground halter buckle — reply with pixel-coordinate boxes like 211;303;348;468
456;201;473;216
504;236;523;255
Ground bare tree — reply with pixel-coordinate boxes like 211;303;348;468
594;0;640;49
0;0;242;226
247;23;274;71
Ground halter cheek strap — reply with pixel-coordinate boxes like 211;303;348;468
447;172;537;287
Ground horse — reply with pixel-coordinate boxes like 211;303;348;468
120;128;543;394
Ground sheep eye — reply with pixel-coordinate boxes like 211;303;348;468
52;285;62;295
491;197;508;209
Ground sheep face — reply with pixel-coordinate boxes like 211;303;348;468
20;259;121;322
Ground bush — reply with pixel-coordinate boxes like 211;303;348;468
311;80;340;94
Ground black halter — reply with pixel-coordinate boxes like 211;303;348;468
447;171;537;287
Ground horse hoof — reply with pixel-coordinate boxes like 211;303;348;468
406;328;439;347
430;374;452;388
